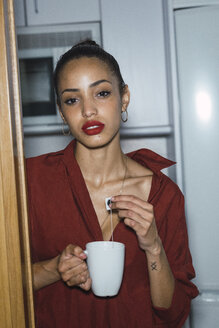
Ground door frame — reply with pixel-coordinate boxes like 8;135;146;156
0;0;35;326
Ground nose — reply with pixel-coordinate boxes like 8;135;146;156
81;98;97;118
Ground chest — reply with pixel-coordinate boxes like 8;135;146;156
87;175;152;241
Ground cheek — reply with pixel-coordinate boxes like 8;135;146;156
62;110;80;130
115;98;123;116
107;102;122;128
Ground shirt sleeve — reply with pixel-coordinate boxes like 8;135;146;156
152;177;199;327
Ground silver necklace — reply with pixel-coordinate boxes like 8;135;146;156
105;155;128;210
102;156;128;240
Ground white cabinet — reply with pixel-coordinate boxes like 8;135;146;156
25;0;100;25
14;0;26;26
100;0;170;131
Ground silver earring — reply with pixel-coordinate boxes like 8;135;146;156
62;122;71;136
121;110;128;123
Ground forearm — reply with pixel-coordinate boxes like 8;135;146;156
146;238;175;309
33;255;61;291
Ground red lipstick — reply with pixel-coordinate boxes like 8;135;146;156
82;120;105;136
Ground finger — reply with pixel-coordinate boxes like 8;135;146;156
123;217;138;229
111;195;152;209
58;255;83;273
111;201;154;223
116;206;154;233
63;244;86;260
117;209;146;225
123;217;150;235
67;269;90;287
79;277;92;291
60;261;87;282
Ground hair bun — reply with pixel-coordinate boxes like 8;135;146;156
73;39;100;48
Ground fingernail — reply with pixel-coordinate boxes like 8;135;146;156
111;196;115;201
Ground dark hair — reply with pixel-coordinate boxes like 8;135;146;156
54;40;126;106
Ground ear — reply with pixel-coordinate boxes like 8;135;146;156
121;85;130;112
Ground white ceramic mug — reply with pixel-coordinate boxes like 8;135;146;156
84;241;125;297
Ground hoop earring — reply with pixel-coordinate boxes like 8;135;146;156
121;110;128;123
62;122;71;136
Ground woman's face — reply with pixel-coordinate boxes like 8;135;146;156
57;57;129;149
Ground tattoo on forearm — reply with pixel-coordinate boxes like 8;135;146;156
151;261;158;271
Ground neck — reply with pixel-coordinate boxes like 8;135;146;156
75;139;126;188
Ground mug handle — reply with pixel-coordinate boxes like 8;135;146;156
83;250;88;256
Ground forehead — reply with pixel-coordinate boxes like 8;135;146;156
60;57;113;79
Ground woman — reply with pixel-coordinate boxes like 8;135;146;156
26;40;198;327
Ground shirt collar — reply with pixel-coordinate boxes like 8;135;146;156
127;148;175;175
50;139;175;174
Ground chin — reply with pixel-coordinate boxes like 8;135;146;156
76;131;120;150
79;139;111;150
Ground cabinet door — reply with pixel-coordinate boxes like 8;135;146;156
25;0;100;25
14;0;25;26
101;0;169;129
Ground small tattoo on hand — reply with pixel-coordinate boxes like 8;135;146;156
151;261;158;271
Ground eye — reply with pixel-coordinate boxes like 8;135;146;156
64;97;78;105
97;90;111;98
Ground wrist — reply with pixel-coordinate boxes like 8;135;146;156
33;255;61;291
145;237;162;257
42;255;61;279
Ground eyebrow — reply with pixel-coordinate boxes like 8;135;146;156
90;79;112;88
60;79;112;95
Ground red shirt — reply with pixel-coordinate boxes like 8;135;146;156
26;140;198;327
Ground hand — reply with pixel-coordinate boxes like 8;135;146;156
110;195;161;255
58;244;91;291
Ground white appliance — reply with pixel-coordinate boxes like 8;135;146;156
174;4;219;327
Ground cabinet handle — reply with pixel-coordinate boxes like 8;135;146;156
34;0;39;13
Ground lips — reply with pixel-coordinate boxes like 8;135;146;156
82;120;105;136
